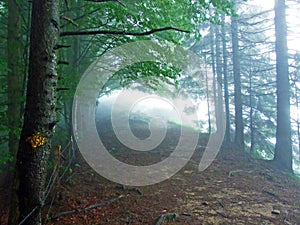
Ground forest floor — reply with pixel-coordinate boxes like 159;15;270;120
1;120;300;225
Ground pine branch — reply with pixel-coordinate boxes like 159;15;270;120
60;27;190;37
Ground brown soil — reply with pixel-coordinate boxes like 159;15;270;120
1;123;300;225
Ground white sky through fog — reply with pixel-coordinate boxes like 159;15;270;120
249;0;300;52
98;0;300;133
247;1;300;101
251;0;274;8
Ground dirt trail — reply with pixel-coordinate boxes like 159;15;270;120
39;148;300;225
1;122;300;225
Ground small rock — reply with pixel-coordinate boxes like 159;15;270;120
271;209;280;215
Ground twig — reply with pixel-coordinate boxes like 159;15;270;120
60;15;78;27
262;190;280;200
58;60;69;65
60;8;102;29
228;169;254;177
54;44;71;50
44;141;72;202
218;200;225;208
60;26;190;37
64;0;70;9
57;88;70;92
86;0;125;7
52;195;124;219
19;206;38;225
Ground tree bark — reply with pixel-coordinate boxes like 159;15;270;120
209;23;217;133
273;0;293;172
8;0;60;224
221;15;231;143
231;14;245;150
249;59;255;153
215;24;224;134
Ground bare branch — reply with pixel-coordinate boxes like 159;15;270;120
86;0;125;7
58;60;69;65
52;195;124;219
60;8;102;29
60;27;189;37
60;15;78;27
54;44;71;50
64;0;70;10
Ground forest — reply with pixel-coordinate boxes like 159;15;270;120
0;0;300;224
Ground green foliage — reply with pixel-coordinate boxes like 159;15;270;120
0;57;8;147
0;2;10;169
53;120;70;146
56;70;81;107
57;0;237;103
0;151;13;173
101;61;181;96
45;214;52;223
65;0;235;40
53;0;238;159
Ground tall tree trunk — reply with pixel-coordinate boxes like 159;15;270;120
297;117;300;161
7;0;23;160
204;54;212;134
295;88;300;161
273;0;293;172
8;0;60;224
215;25;224;134
209;23;218;133
221;15;231;143
231;14;244;150
249;59;255;153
